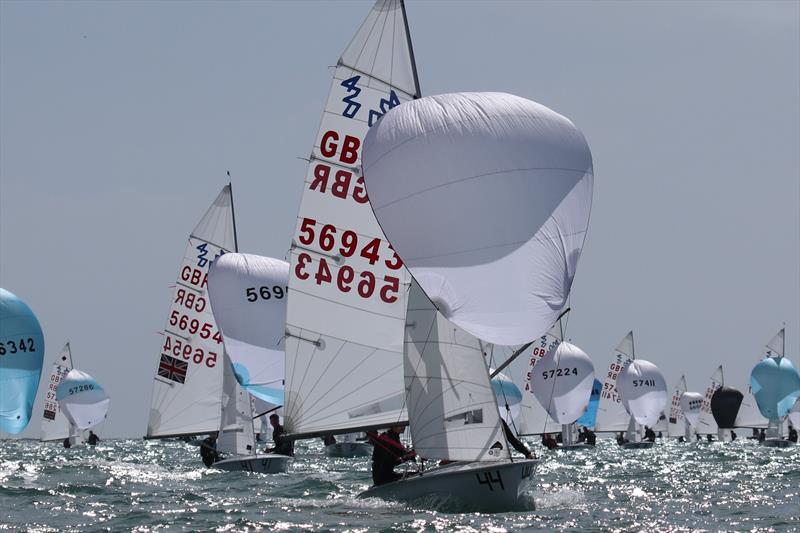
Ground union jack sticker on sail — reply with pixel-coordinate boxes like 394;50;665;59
158;354;188;384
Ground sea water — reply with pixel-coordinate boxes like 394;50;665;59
1;437;798;531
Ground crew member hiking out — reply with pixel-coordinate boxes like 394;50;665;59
369;425;415;486
200;433;219;467
267;414;294;456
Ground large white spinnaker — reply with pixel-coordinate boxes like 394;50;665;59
595;332;634;432
405;283;508;462
530;342;594;425
283;0;420;438
617;360;668;427
56;369;110;430
208;254;287;406
147;186;236;438
696;365;723;435
667;375;687;438
362;92;593;347
41;343;78;441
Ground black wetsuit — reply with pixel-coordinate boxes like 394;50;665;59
200;437;219;467
87;433;99;446
789;428;798;443
272;424;294;456
584;430;597;446
370;430;412;486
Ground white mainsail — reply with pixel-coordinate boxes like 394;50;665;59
766;327;785;357
696;365;723;435
595;332;634;432
216;352;256;457
41;343;78;442
667;375;687;438
283;0;420;438
404;282;508;462
147;185;236;438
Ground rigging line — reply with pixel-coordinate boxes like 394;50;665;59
284;325;305;422
540;336;562;437
288;331;335;418
400;0;421;97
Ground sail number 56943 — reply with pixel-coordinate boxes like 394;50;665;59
297;218;403;270
295;253;400;304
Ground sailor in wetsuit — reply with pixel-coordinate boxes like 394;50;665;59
496;419;533;458
369;425;415;486
200;433;219;467
267;414;294;456
87;431;100;446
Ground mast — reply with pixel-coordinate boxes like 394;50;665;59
227;173;239;253
399;0;421;99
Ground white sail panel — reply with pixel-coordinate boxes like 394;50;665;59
405;283;508;462
530;342;594;425
595;334;634;432
617;359;667;427
362;92;593;346
217;353;256;457
40;343;75;441
788;397;800;428
284;0;420;437
667;375;687;438
208;254;287;405
734;389;769;429
56;369;110;430
680;392;704;429
501;337;561;435
766;328;785;357
697;365;723;434
147;186;235;438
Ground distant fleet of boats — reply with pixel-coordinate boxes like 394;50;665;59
1;0;798;513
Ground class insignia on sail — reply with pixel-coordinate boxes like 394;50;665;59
0;288;45;434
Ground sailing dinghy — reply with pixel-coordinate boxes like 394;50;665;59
41;343;84;445
56;369;110;432
750;329;800;447
207;252;292;472
360;86;592;507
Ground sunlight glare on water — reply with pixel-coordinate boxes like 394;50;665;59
1;438;798;531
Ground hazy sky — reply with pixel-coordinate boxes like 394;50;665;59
1;1;798;438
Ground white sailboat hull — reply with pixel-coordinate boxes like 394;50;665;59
213;453;291;473
358;459;537;511
325;442;372;458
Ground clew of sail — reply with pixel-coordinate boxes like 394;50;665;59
283;0;420;438
40;343;77;441
404;282;508;462
146;186;236;438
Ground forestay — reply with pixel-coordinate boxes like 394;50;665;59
696;365;723;435
530;342;594;425
284;0;420;437
216;352;256;457
667;375;687;438
56;369;110;430
0;288;45;434
41;343;76;441
617;360;667;427
147;186;235;438
362;92;593;346
208;254;287;405
595;332;634;432
405;282;508;462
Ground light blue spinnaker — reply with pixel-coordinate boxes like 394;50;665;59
750;356;800;421
0;288;45;434
577;378;602;429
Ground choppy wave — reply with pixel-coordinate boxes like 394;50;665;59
1;437;798;531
